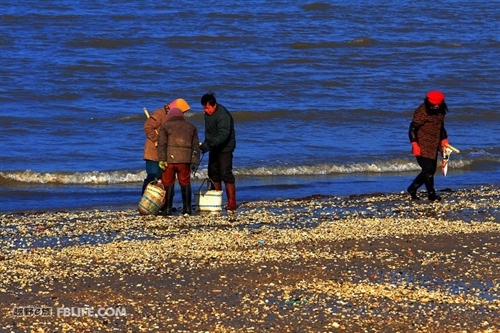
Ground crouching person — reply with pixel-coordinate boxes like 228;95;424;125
157;107;200;215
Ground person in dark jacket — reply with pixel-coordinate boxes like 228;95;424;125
142;98;190;194
157;107;200;215
199;92;237;211
407;90;453;201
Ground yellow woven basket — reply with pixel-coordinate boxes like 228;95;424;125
138;181;166;215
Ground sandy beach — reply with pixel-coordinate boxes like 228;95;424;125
1;186;499;332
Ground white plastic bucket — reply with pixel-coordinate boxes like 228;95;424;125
194;179;223;212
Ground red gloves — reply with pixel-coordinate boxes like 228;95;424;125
441;139;450;153
412;140;450;156
411;142;421;156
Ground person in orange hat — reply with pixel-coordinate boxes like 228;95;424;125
407;91;453;201
142;98;190;195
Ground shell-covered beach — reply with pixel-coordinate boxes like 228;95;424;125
1;186;499;332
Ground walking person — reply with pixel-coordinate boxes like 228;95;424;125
407;91;454;201
199;92;237;211
142;98;190;194
157;107;200;215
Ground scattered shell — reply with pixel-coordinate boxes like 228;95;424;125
0;185;499;331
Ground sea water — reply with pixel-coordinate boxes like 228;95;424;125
1;1;499;212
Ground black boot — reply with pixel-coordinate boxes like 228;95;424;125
428;191;442;201
160;186;175;215
407;183;419;200
423;174;441;201
407;174;424;200
181;185;192;215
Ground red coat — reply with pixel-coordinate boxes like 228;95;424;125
409;103;447;159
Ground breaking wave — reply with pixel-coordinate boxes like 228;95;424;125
0;157;491;186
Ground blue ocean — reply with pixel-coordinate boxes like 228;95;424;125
1;1;499;213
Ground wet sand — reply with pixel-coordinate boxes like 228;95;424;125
1;186;499;332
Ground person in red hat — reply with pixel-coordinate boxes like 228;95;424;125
407;90;453;201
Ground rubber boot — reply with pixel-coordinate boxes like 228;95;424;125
211;181;222;191
407;173;425;200
427;190;441;201
423;174;441;201
160;186;175;215
181;185;192;215
224;183;237;211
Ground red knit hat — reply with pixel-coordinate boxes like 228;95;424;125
426;91;445;105
166;107;184;120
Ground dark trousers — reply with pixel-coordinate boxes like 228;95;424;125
208;151;235;184
409;156;438;192
416;156;437;176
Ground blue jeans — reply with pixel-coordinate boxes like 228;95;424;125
142;160;162;194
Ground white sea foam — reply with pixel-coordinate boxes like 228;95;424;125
0;158;484;185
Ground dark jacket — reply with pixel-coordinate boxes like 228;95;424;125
203;104;236;153
408;103;447;159
157;116;200;165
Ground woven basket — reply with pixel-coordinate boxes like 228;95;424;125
194;178;223;212
138;181;166;215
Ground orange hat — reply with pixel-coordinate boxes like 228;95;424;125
168;98;190;113
426;91;445;105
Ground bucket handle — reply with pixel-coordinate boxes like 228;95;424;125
148;179;167;201
198;178;217;191
147;180;165;191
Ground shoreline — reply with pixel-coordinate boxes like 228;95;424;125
1;185;499;332
2;177;499;215
1;181;499;214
